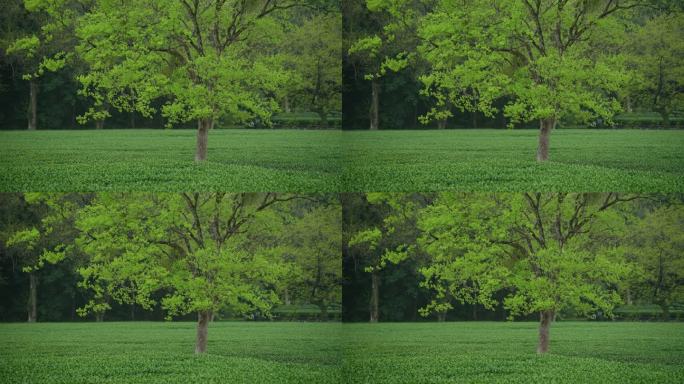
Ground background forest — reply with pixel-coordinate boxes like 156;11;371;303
343;0;684;130
0;0;341;130
0;193;341;325
343;193;684;326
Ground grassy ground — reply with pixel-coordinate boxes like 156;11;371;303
341;129;684;192
0;322;342;384
0;129;682;192
1;322;682;383
342;322;684;384
0;129;342;192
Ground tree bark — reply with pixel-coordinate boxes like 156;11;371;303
95;120;104;130
537;118;555;162
537;310;554;354
195;118;212;162
27;273;37;323
195;310;212;354
317;110;328;129
471;111;478;129
28;79;38;130
660;304;670;321
660;111;670;129
437;118;447;129
437;311;446;322
370;78;380;130
95;312;104;322
370;271;379;323
284;95;291;113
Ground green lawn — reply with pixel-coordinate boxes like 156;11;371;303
0;322;342;384
341;129;684;192
0;129;342;192
1;322;682;383
0;129;683;192
342;322;684;384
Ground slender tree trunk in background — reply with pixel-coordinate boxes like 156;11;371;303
195;118;212;162
370;78;380;130
318;110;328;129
437;311;446;322
537;310;554;354
284;95;291;113
28;79;38;130
370;271;379;323
660;111;670;129
660;304;670;321
472;304;478;321
195;310;212;354
537;118;555;162
320;304;328;321
472;111;478;129
27;273;37;322
284;287;291;306
95;312;104;322
437;118;447;129
95;119;104;129
130;111;136;129
130;304;135;321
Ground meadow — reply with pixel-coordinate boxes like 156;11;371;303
342;322;684;384
0;129;342;192
0;322;342;384
341;129;684;192
0;129;683;192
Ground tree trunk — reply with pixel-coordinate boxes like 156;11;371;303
318;110;328;129
437;311;446;322
195;310;212;354
472;111;478;129
95;120;104;130
660;304;670;321
284;287;291;306
537;118;555;162
437;118;447;129
195;118;212;162
537;310;554;354
370;271;379;323
320;304;328;321
660;111;670;129
130;112;136;129
27;273;37;323
95;312;104;322
370;78;380;130
284;95;291;113
28;79;38;130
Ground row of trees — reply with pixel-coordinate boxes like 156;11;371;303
0;0;342;160
0;193;341;353
344;0;684;160
344;193;684;353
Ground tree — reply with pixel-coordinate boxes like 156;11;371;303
75;192;305;353
348;193;423;322
418;193;638;353
284;13;342;126
285;202;341;317
627;13;684;127
417;1;641;161
3;193;85;322
626;203;684;319
76;0;308;161
3;0;80;130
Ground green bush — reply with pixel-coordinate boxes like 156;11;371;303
272;304;341;321
613;304;684;321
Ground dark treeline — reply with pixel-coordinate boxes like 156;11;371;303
343;0;684;130
342;193;684;324
0;193;342;324
0;0;342;131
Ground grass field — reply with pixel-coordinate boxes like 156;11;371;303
0;129;342;192
342;322;684;383
0;129;683;192
1;322;682;383
0;322;342;384
341;129;684;192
